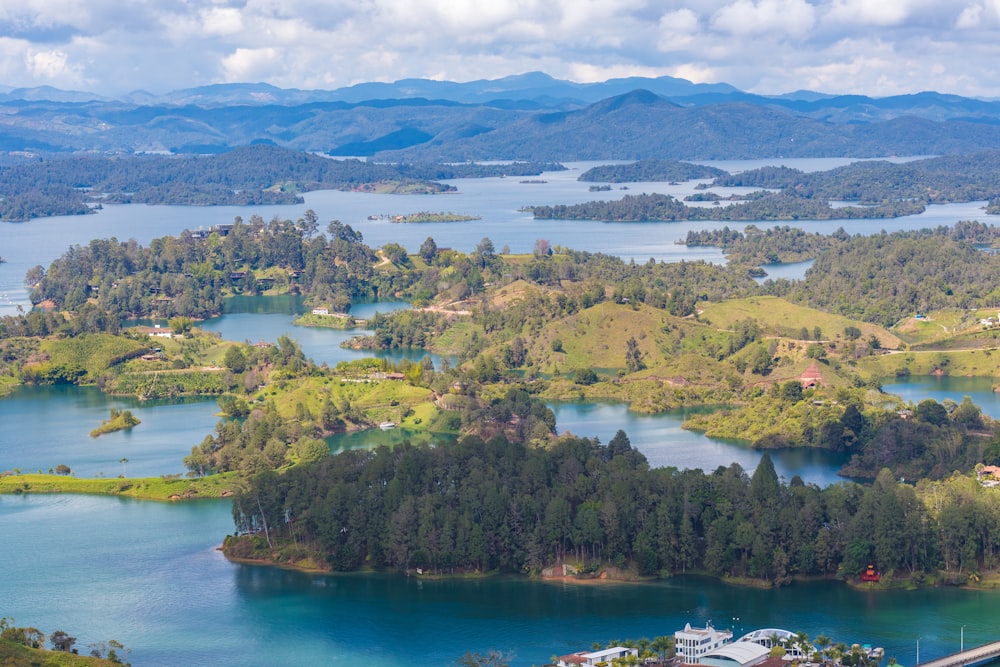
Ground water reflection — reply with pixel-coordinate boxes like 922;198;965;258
551;401;849;486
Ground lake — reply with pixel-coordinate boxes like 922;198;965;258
1;493;997;667
883;375;1000;419
0;157;990;316
2;156;998;666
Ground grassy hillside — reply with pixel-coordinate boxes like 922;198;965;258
698;296;902;348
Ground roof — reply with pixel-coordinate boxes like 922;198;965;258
738;629;798;644
703;641;772;665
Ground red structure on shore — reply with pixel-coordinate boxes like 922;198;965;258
861;564;881;582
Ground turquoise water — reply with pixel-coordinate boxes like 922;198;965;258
551;402;849;486
0;158;989;316
2;493;998;667
0;385;219;478
196;295;445;368
882;375;1000;419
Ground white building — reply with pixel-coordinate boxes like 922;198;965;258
700;642;772;667
675;623;734;664
737;628;814;660
556;646;638;666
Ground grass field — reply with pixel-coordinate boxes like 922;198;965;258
698;297;903;348
0;472;240;501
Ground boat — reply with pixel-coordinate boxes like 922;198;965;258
379;421;396;430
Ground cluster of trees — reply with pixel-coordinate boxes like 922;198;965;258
29;212;385;319
773;225;1000;326
577;159;726;183
229;429;1000;582
529;192;924;222
0;616;129;665
711;150;1000;205
683;225;842;265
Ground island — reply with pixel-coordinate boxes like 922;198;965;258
89;408;140;438
386;211;481;223
4;212;1000;592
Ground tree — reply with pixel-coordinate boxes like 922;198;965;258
419;236;438;263
298;209;319;237
914;399;948;426
50;629;76;652
806;343;827;360
169;316;194;335
574;368;598;385
382;242;409;266
224;345;247;373
533;239;552;257
625;336;645;372
455;651;509;667
24;264;45;286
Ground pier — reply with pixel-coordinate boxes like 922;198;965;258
917;640;1000;667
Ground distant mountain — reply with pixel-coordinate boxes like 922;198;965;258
0;72;737;108
4;74;1000;159
378;92;1000;161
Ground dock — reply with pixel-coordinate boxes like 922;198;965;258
918;640;1000;667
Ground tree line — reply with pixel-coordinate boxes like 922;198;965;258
229;429;1000;583
0;144;562;221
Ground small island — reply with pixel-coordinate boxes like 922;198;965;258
387;211;481;223
90;408;140;438
293;310;364;329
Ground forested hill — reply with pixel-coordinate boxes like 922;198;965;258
228;432;989;583
381;96;1000;162
5;88;1000;160
711;150;1000;204
0;146;561;221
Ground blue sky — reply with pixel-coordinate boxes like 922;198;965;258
1;0;999;98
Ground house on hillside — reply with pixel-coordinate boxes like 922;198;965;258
800;361;824;389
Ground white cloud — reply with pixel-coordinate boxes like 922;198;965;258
825;0;914;26
0;0;998;98
711;0;816;38
222;47;283;81
956;1;1000;28
657;9;700;52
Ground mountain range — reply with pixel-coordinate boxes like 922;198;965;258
3;72;1000;160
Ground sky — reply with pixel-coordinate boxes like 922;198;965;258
1;0;1000;99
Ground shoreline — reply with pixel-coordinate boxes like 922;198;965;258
0;472;237;501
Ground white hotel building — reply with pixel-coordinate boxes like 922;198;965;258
675;623;734;664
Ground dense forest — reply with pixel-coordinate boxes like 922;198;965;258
228;430;1000;584
773;223;1000;326
529;192;925;222
577;159;726;183
682;225;842;265
711;151;1000;205
0;145;562;221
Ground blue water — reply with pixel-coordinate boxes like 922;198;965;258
0;158;989;316
0;385;219;478
1;493;997;667
552;402;849;486
195;295;445;368
883;375;1000;419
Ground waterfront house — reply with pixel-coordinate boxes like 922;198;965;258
699;642;771;667
556;646;638;666
676;623;733;664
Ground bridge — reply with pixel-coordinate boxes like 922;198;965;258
917;640;1000;667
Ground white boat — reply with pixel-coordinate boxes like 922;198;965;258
379;421;396;430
